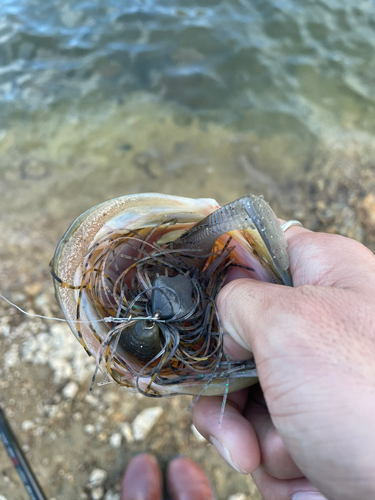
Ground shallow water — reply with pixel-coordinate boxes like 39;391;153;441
1;0;375;175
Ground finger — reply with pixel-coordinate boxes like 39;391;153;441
192;392;260;474
252;465;326;500
217;277;296;353
245;386;303;480
224;332;253;360
222;266;260;358
282;227;375;290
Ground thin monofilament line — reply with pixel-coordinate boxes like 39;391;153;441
0;295;74;322
218;353;231;428
0;294;154;326
106;287;127;371
89;321;127;394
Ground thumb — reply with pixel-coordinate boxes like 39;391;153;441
217;278;296;356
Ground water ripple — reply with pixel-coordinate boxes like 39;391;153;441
0;0;374;138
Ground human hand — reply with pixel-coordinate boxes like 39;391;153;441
193;227;375;500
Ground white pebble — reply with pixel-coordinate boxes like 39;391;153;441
104;491;120;500
103;392;120;404
85;394;99;406
84;424;95;436
88;469;107;489
132;407;163;441
120;422;134;443
94;423;103;433
50;359;73;384
190;424;206;443
34;426;44;437
109;432;122;449
91;487;104;500
228;494;247;500
0;495;8;500
62;381;79;399
21;420;35;431
5;345;19;368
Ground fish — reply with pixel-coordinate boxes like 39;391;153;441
51;193;291;397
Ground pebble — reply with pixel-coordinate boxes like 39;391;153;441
4;345;19;368
20;322;96;383
0;495;8;500
132;407;163;441
95;423;103;433
104;491;120;500
21;420;35;431
34;426;44;437
228;494;247;500
120;422;134;443
62;381;79;399
84;424;95;436
12;292;26;302
91;487;104;500
0;316;11;337
85;394;99;406
103;392;120;404
25;282;43;297
51;359;73;383
190;424;206;443
88;468;108;489
109;433;122;449
35;292;53;316
97;432;107;442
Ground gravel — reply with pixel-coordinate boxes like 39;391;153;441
109;433;122;449
62;381;79;400
120;422;134;443
131;407;164;442
84;424;96;436
104;492;120;500
88;469;108;489
91;487;104;500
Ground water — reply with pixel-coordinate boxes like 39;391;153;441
1;1;375;137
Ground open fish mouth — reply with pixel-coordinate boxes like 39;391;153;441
51;193;291;397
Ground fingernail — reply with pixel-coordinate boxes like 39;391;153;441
292;493;328;500
209;436;246;474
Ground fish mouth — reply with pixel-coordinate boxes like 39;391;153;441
51;193;290;397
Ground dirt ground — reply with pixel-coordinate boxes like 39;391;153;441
0;98;374;500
